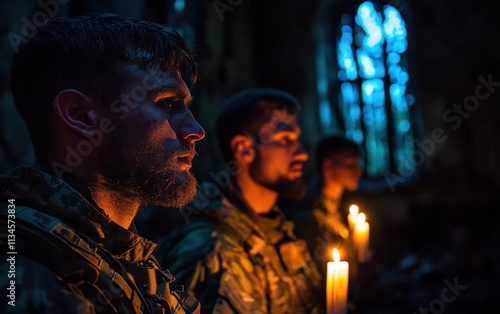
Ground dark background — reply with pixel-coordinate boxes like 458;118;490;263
1;0;499;312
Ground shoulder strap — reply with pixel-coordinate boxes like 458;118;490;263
0;206;148;313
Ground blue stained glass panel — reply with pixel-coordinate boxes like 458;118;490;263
340;82;364;147
362;79;389;176
325;1;416;178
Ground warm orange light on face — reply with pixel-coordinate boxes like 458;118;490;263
349;204;359;216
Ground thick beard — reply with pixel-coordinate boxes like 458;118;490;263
249;156;306;200
98;139;198;208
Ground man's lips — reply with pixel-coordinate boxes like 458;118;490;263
290;163;303;174
177;152;195;168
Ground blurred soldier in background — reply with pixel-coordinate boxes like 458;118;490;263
289;136;362;276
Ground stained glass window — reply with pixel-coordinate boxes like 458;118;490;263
318;1;415;178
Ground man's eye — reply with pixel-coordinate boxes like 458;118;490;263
277;137;293;145
158;98;175;107
159;98;184;110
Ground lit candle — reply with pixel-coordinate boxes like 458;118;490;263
347;204;359;236
353;213;370;263
326;248;349;314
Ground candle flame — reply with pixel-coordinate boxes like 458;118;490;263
356;212;366;224
349;204;359;215
333;248;340;262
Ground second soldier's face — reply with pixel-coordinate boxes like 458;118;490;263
249;109;309;199
326;151;362;191
97;63;205;207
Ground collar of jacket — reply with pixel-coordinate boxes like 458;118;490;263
199;179;296;245
316;193;341;215
0;166;156;262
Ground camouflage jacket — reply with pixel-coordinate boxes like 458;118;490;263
289;192;356;278
154;183;323;314
0;166;200;314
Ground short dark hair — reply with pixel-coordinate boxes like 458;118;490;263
215;88;300;162
10;13;197;156
315;136;359;171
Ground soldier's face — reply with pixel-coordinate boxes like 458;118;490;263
249;110;308;199
325;151;362;191
97;64;205;207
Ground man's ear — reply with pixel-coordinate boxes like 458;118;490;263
53;89;101;137
230;135;255;163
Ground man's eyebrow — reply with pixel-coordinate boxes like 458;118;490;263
272;127;302;138
275;128;301;135
150;86;192;102
273;122;300;132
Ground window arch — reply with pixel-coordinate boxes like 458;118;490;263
316;1;416;179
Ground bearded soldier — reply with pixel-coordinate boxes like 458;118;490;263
0;13;205;313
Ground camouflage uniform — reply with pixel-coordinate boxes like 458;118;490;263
154;182;323;314
288;190;356;279
0;166;200;314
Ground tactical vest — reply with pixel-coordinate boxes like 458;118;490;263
0;206;200;314
177;215;323;314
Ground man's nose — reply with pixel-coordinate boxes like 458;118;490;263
179;111;205;142
294;142;309;162
355;165;363;177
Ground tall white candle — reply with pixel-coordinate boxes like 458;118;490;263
353;213;370;263
326;248;349;314
347;204;359;236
